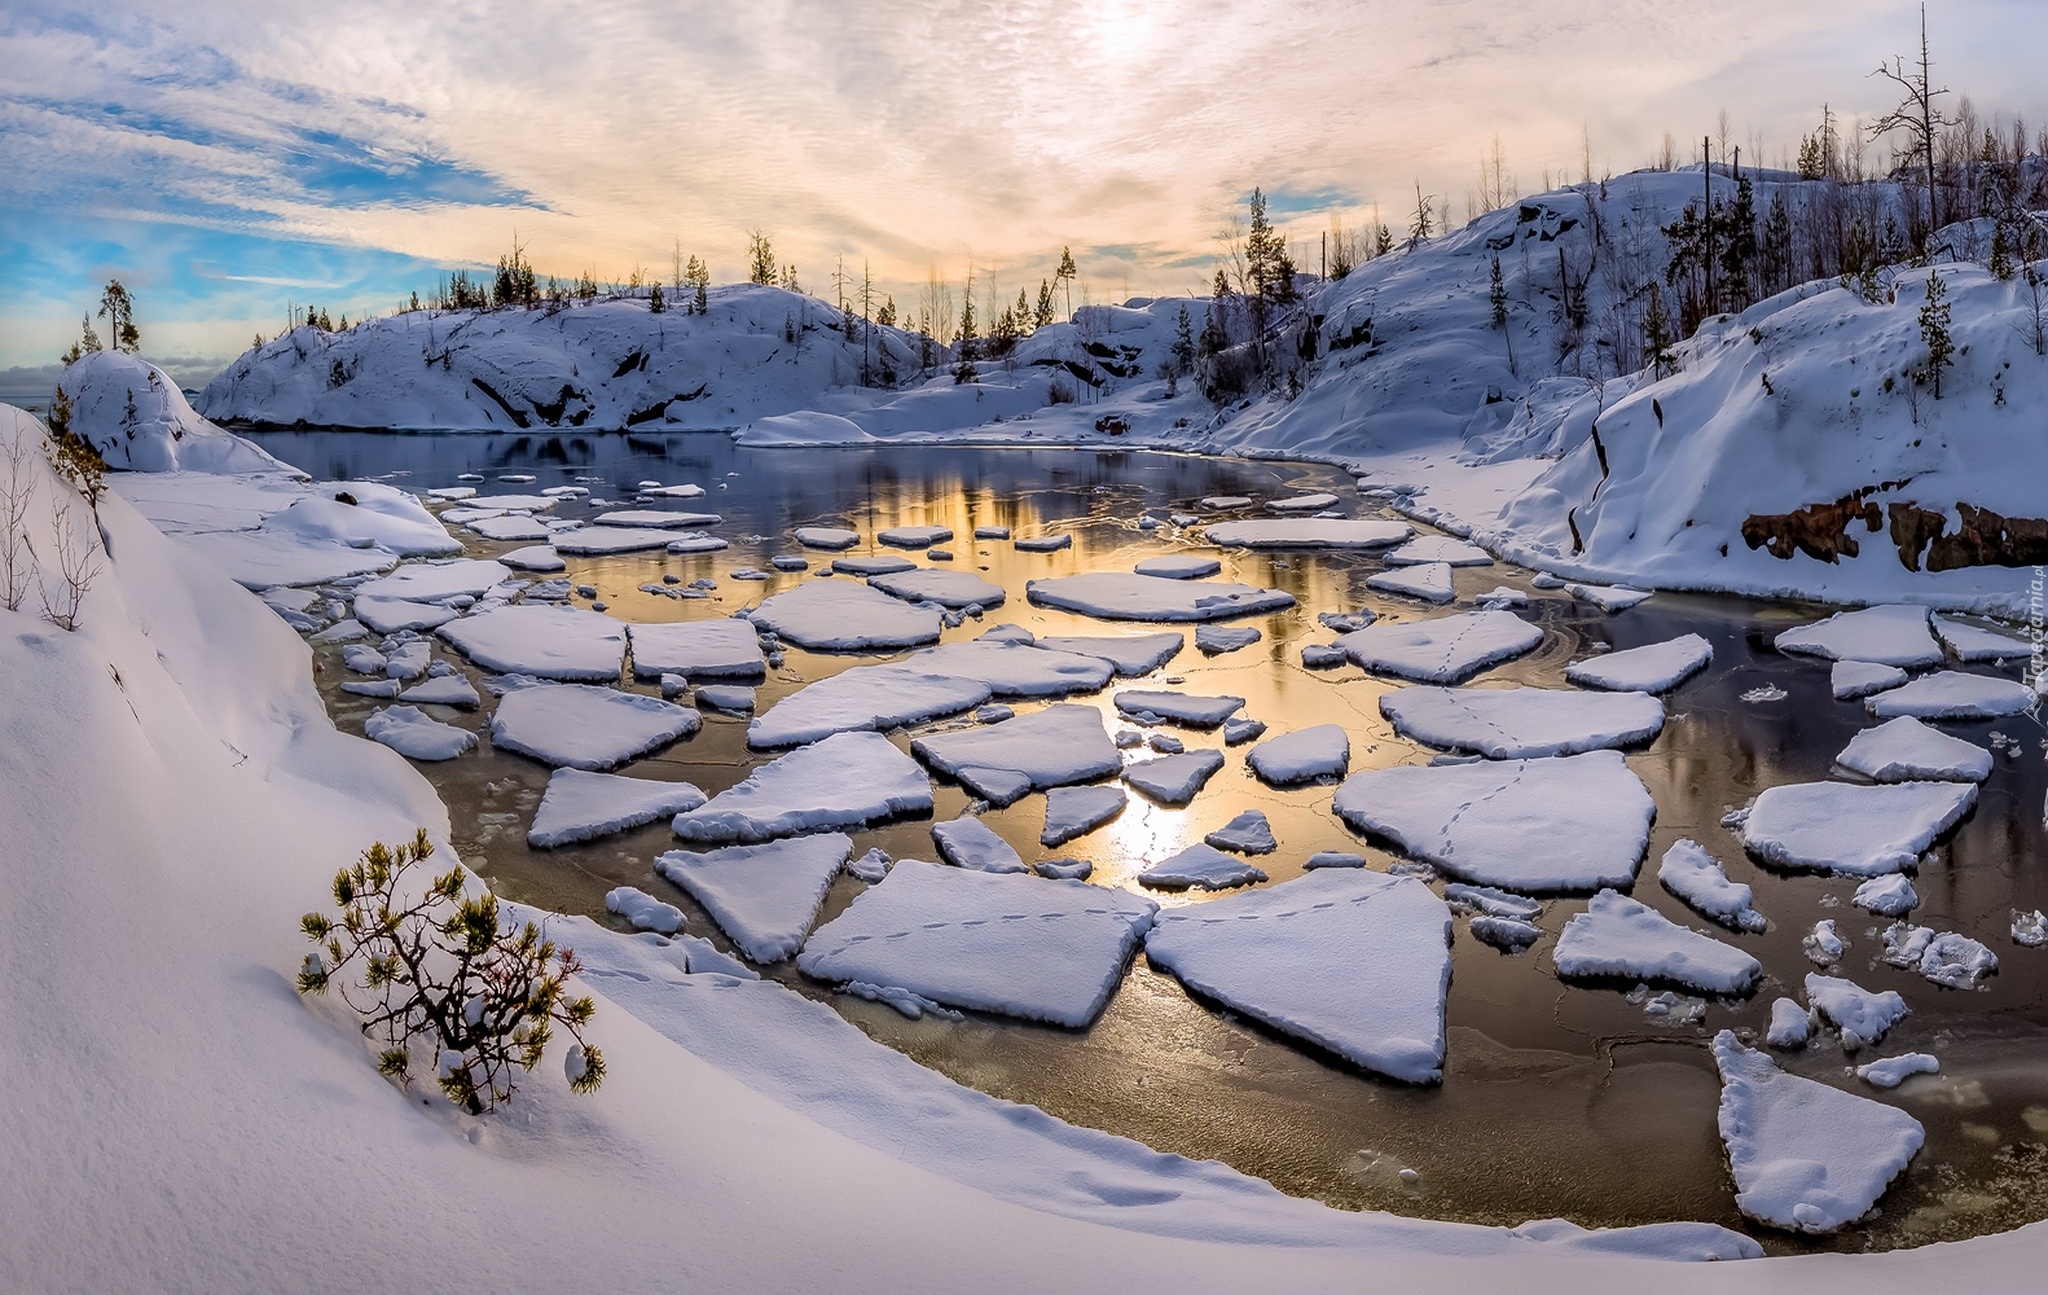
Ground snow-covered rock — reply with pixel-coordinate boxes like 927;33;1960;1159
1552;891;1762;996
1565;634;1712;693
58;350;288;472
655;833;853;962
672;730;932;843
1742;780;1977;875
489;683;700;770
529;769;708;847
1379;685;1664;759
1835;716;1992;782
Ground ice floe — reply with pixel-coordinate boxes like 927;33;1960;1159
603;886;685;935
746;580;944;651
794;526;861;550
354;558;510;603
363;704;475;761
468;514;555;542
878;524;953;548
1222;716;1268;745
1031;632;1184;675
1040;784;1127;846
1383;536;1493;567
1203;810;1275;855
797;860;1157;1026
498;544;566;573
398;675;480;708
353;595;461;634
1836;716;1992;782
673;731;933;843
1565;634;1713;693
1379;685;1665;759
1658;840;1766;932
1134;555;1222;579
830;554;917;576
696;685;755;713
1712;1031;1922;1233
1880;922;1998;989
1932;615;2032;662
1014;534;1072;553
911;704;1122;805
1124;749;1227;805
1804;919;1846;965
1830;659;1910;700
2014;910;2048;946
1857;1054;1939;1088
1775;604;1944;669
1366;562;1456;604
868;567;1006;609
528;769;708;847
438;605;626;681
1304;850;1367;869
1564;582;1652;612
1333;751;1654;892
1553;891;1762;995
1245;724;1350;785
1265;493;1340;513
1853;874;1919;917
931;816;1027;873
552;527;684;556
490;683;700;770
1205;518;1410;549
592;509;721;529
905;639;1114;697
626;618;768;681
1113;689;1245;727
1194;625;1261;654
1805;974;1909;1049
1026;572;1294;622
1767;998;1813;1048
1334;610;1543;684
1137;842;1268;890
654;833;852;962
1143;869;1451;1082
1742;780;1977;875
1864;671;2035;719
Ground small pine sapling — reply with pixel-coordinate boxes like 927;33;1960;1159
1918;269;1953;398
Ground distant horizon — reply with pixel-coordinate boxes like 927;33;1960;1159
6;0;2043;375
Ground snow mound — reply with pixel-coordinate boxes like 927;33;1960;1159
1245;725;1350;785
1334;610;1543;684
913;704;1123;805
1553;890;1762;995
490;683;700;770
655;833;853;962
1333;751;1654;892
1205;519;1410;549
529;769;708;847
1864;671;2035;719
672;731;933;843
1137;843;1268;891
1743;780;1977;875
438;605;626;680
1712;1031;1922;1233
1836;716;1992;782
1145;870;1452;1082
626;619;766;681
1775;605;1943;669
931;816;1027;873
1379;685;1665;758
1041;785;1127;847
1657;839;1766;932
1565;634;1713;693
363;704;475;761
747;579;943;651
58;350;288;472
1125;749;1227;805
1027;572;1295;623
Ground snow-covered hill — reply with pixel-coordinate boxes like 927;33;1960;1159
60;349;288;473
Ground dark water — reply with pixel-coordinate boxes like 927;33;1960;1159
253;429;2048;1253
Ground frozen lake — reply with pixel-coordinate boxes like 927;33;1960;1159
254;428;2048;1253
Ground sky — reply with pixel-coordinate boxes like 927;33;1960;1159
3;0;2044;392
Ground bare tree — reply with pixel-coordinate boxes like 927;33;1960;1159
1870;3;1954;240
2;430;37;613
2019;263;2048;357
36;497;101;632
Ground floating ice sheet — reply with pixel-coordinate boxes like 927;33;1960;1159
438;605;626;681
1245;724;1350;785
1775;604;1943;669
1743;780;1977;875
911;704;1123;805
655;833;852;962
1565;634;1713;693
672;731;934;844
529;769;708;847
747;579;943;651
1334;610;1543;684
1205;518;1410;549
490;683;700;770
626;618;767;682
1553;890;1762;995
1836;716;1992;782
1026;572;1294;622
1379;685;1665;759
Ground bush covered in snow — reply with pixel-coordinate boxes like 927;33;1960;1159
297;829;604;1114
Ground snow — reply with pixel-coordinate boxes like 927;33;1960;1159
58;349;289;472
1125;749;1227;805
363;704;476;761
1805;974;1910;1050
529;769;708;848
1245;725;1350;785
1552;891;1763;996
1378;685;1665;758
1472;916;1544;952
1114;689;1245;727
1565;634;1713;693
1137;842;1268;891
1775;605;1944;669
672;731;933;843
1135;555;1222;579
665;533;727;554
878;524;953;548
1657;840;1766;933
654;833;853;962
353;558;510;603
1334;610;1543;684
1333;751;1655;892
794;526;861;550
1858;1054;1940;1088
1040;785;1128;847
868;567;1006;609
1367;562;1457;604
1205;809;1278;855
1564;583;1653;612
931;816;1028;873
353;595;460;633
438;605;627;680
1195;624;1262;654
746;579;943;651
1880;923;1999;989
1204;519;1411;549
1223;716;1267;744
1767;999;1813;1048
398;675;481;708
1742;780;1978;875
1804;919;1846;966
1026;572;1295;622
797;860;1157;1027
489;683;701;770
974;525;1011;539
604;886;686;935
2013;910;2048;946
1853;874;1920;917
553;526;684;555
1711;1032;1923;1233
1384;536;1493;567
1442;884;1543;920
626;618;767;681
1836;716;1993;782
846;846;892;882
1144;869;1452;1082
642;483;706;499
1932;616;2032;662
1200;495;1253;510
1032;632;1185;675
1864;671;2036;719
1831;660;1909;700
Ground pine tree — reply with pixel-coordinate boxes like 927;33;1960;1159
98;280;139;353
1642;283;1676;378
1406;182;1435;251
1374;223;1394;258
1034;280;1055;329
1797;133;1827;181
1989;220;2015;280
649;282;665;313
1718;174;1759;312
1919;270;1953;397
1170;304;1196;378
957;286;977;359
1054;246;1077;320
1761;194;1794;297
876;296;897;328
1014;287;1032;336
1488;255;1508;329
747;231;777;286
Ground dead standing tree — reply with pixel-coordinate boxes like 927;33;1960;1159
1869;3;1955;250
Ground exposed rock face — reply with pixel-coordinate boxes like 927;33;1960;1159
1742;494;1883;563
1747;490;2048;572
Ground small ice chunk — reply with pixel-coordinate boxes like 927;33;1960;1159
1443;883;1542;920
1148;733;1184;754
1474;587;1529;609
438;605;626;681
1304;850;1366;869
529;769;708;847
1135;554;1222;579
1223;716;1267;744
1138;842;1268;891
1805;973;1908;1049
1041;785;1126;846
1553;891;1762;995
1204;809;1277;855
973;525;1011;540
654;833;852;962
1367;562;1456;604
665;533;728;554
1206;518;1410;549
877;524;952;548
748;580;943;651
1334;751;1654;892
1124;749;1227;805
1195;624;1261;654
1036;857;1093;880
1657;839;1766;932
1318;610;1375;633
1565;634;1713;693
1740;683;1788;703
364;705;475;761
793;526;860;550
911;704;1123;805
1712;1030;1923;1233
1384;536;1492;567
2011;910;2048;946
354;596;460;634
1932;616;2032;662
1777;604;1943;668
1300;643;1349;669
382;641;431;682
1114;689;1245;727
1265;492;1340;513
1114;728;1143;748
605;886;685;935
1246;724;1349;785
831;554;917;576
1836;716;1992;782
1853;874;1919;917
398;675;481;709
1471;916;1544;951
931;817;1027;873
1767;998;1813;1048
342;644;388;674
1334;610;1543;684
1564;582;1652;611
1379;685;1664;759
1804;919;1846;965
1199;495;1253;510
868;567;1006;609
1144;869;1450;1081
1026;572;1294;622
1865;671;2036;720
1014;534;1071;553
1832;660;1910;700
768;555;810;572
696;685;755;713
975;704;1014;723
1857;1053;1940;1088
672;731;933;843
1881;923;1998;989
1743;780;1977;875
490;683;700;770
1032;632;1185;675
846;847;892;882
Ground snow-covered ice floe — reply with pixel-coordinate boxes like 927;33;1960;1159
747;665;990;749
931;816;1027;873
1031;631;1185;675
551;526;682;555
529;769;708;847
604;885;685;935
655;833;853;962
793;526;860;550
1854;874;1920;917
1831;659;1910;700
1864;671;2036;720
1145;869;1451;1082
1378;685;1664;759
1932;615;2032;662
1040;784;1127;847
363;704;475;761
1204;518;1410;549
1114;689;1245;727
398;675;480;708
672;730;933;843
1245;724;1350;785
1204;810;1276;855
1775;604;1944;669
353;595;460;634
1835;716;1992;782
1742;780;1977;875
1125;749;1227;805
830;554;916;576
626;618;767;681
907;639;1115;697
1563;583;1652;612
1333;751;1654;892
1657;839;1766;932
1805;973;1909;1049
911;704;1123;805
746;579;943;651
1134;554;1221;579
1137;842;1267;891
1333;610;1543;684
1365;562;1456;604
877;524;952;548
592;509;722;529
868;567;1005;609
490;683;700;770
1383;536;1492;567
1857;1053;1940;1089
1711;1031;1922;1233
1195;625;1261;654
1880;922;1998;989
1565;634;1713;693
353;557;509;603
1552;890;1762;996
1026;572;1295;622
437;605;626;680
797;860;1157;1026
